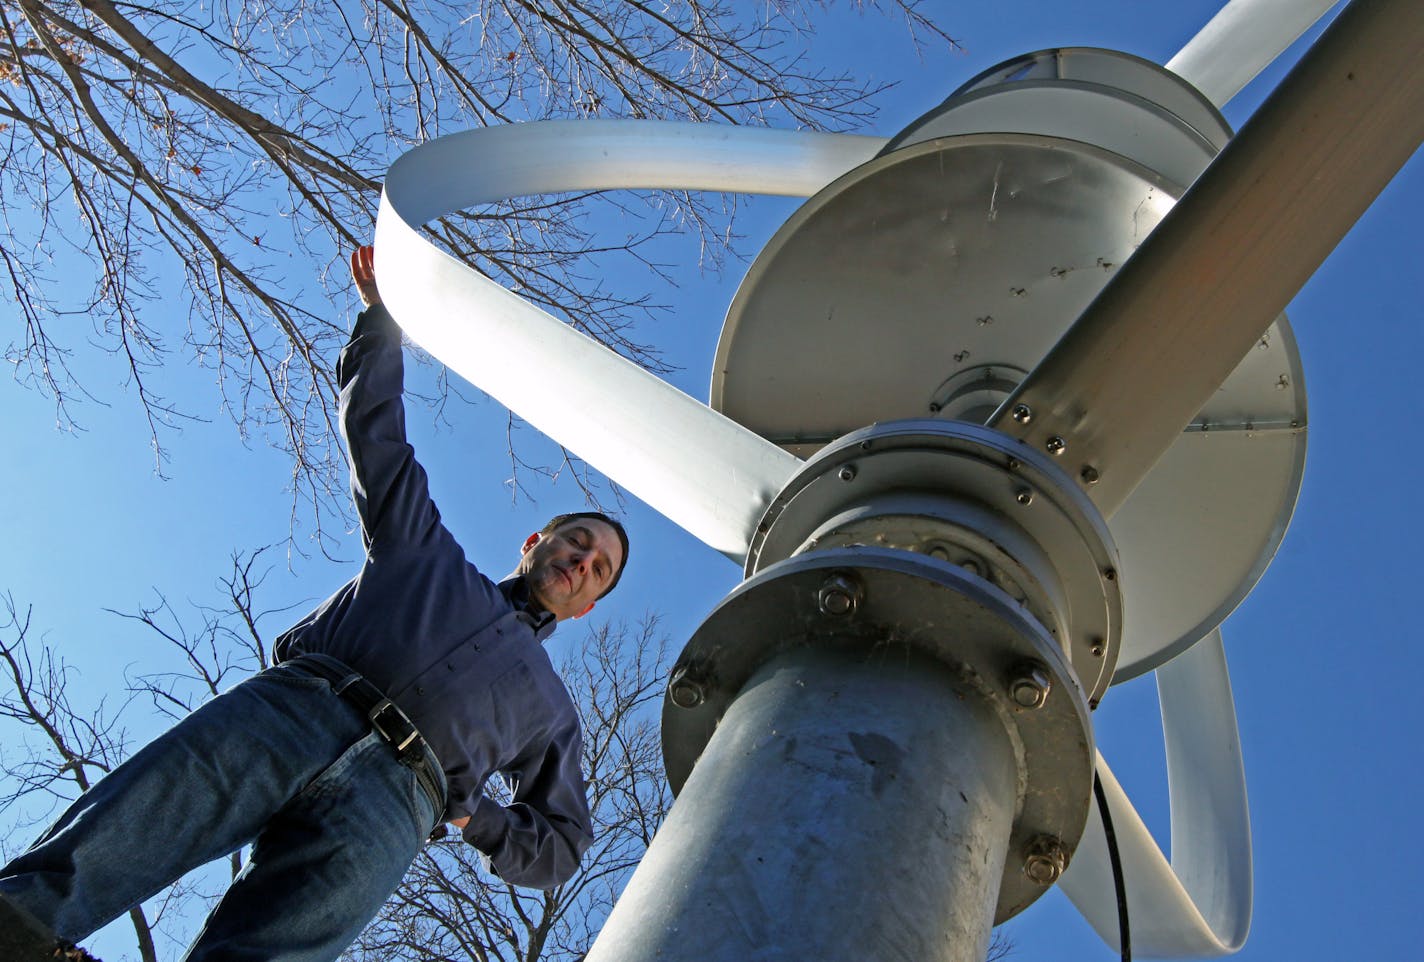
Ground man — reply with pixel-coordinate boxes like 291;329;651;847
0;245;628;962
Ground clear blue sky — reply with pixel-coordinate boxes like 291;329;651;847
2;1;1418;959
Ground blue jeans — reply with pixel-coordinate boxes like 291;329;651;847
0;661;445;962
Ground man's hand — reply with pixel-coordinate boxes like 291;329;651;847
351;245;381;308
449;815;471;829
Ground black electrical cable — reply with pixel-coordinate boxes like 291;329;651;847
1093;769;1131;962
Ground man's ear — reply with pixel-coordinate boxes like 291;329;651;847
572;601;595;619
521;532;540;555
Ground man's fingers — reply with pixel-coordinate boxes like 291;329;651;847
350;245;382;308
350;245;375;283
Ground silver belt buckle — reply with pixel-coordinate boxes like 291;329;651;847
368;698;420;752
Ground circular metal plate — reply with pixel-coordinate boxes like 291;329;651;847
748;420;1123;702
662;547;1095;923
940;47;1231;156
886;83;1221;188
711;129;1306;682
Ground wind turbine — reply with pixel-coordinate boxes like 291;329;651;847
372;0;1423;958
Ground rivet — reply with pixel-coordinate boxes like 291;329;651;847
1011;404;1033;424
1080;465;1100;485
1103;567;1117;582
1015;487;1034;506
1045;435;1067;456
1090;639;1105;657
838;464;857;482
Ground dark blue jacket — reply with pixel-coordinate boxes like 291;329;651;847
274;304;593;888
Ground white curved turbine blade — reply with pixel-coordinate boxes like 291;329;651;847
1168;0;1339;107
1061;629;1251;957
990;0;1423;519
375;121;886;560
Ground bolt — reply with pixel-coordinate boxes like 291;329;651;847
838;464;857;482
1006;457;1021;472
667;667;706;709
1045;435;1067;456
1103;567;1117;582
1015;487;1034;506
1011;403;1033;424
1080;465;1100;485
1009;663;1052;709
1024;836;1068;885
1090;638;1105;657
818;572;862;616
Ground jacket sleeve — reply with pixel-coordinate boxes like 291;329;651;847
336;304;442;552
460;723;595;889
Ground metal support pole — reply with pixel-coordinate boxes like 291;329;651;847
585;643;1019;962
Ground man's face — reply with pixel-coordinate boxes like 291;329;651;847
518;519;625;621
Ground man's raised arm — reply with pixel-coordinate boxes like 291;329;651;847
336;245;444;552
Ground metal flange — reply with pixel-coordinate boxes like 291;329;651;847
663;547;1095;923
747;419;1123;702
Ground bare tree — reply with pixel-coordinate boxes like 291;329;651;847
0;0;957;547
0;591;170;962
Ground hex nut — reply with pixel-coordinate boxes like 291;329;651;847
1009;663;1052;709
1023;836;1068;885
818;573;862;616
667;667;706;709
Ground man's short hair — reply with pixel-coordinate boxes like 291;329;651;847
540;511;629;600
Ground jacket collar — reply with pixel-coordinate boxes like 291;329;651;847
500;575;557;641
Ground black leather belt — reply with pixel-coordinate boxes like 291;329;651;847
283;654;446;815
